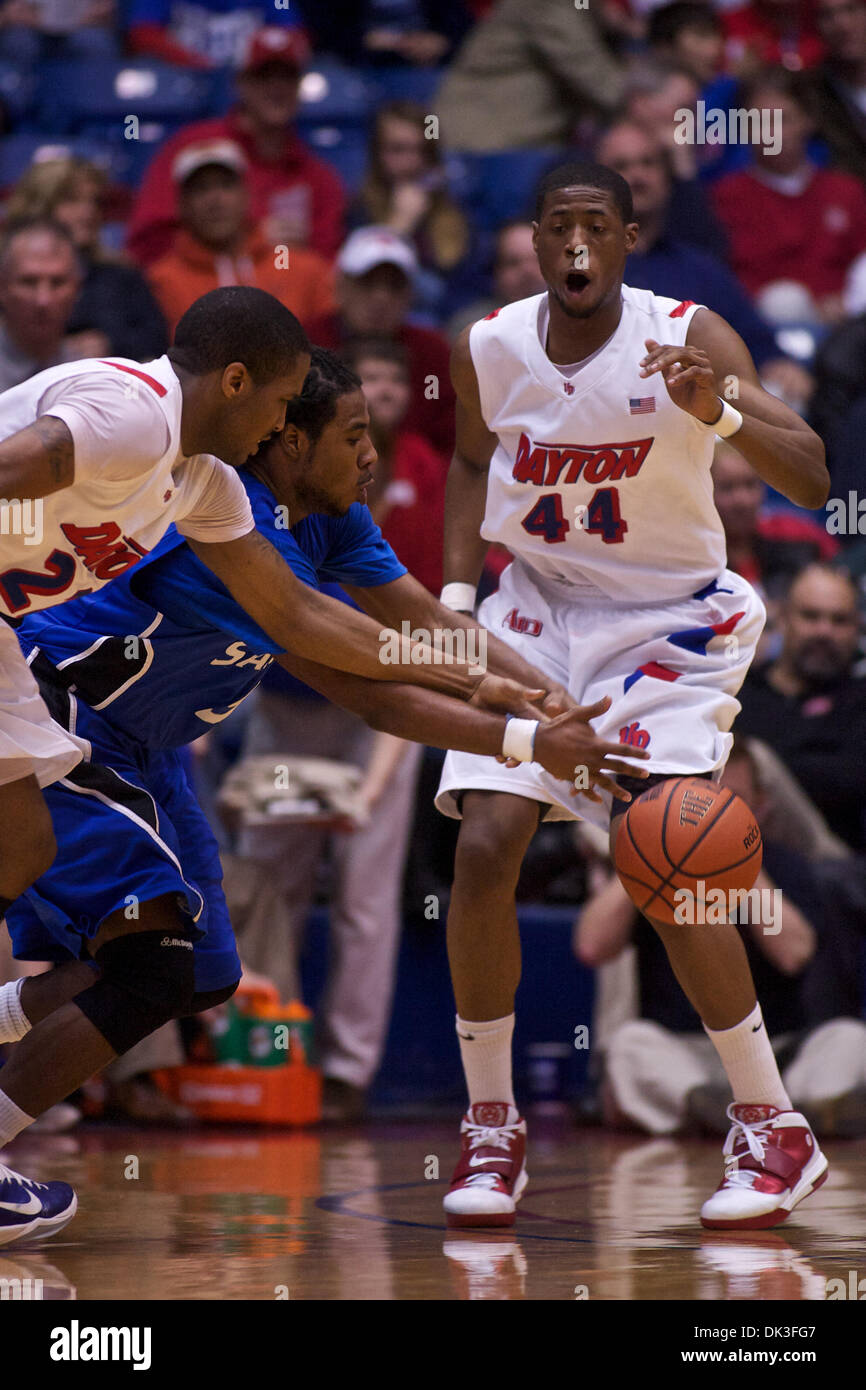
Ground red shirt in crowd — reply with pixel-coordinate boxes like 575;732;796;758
722;3;824;70
126;110;347;266
711;166;866;297
374;430;447;596
308;314;456;459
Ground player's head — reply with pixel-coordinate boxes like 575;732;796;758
252;346;376;517
532;161;638;319
168;287;311;466
780;563;861;687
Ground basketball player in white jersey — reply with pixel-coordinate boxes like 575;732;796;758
435;161;830;1232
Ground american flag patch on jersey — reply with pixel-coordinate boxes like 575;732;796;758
629;397;656;414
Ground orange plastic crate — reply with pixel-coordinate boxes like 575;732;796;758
153;1063;321;1126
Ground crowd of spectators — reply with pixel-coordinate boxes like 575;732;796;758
0;0;865;1120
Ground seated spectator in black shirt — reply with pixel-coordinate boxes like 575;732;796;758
805;0;866;181
5;157;168;363
736;563;866;850
596;121;813;413
575;737;866;1136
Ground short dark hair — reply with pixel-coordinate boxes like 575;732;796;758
535;161;634;226
740;64;809;111
648;1;722;47
341;336;409;376
283;345;363;446
169;287;310;383
0;216;79;273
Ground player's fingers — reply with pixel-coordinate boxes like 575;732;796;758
599;756;651;778
591;772;633;802
572;695;611;720
597;740;650;761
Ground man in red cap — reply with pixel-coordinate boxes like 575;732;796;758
126;26;346;266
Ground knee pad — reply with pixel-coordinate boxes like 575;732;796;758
186;980;240;1016
74;929;196;1055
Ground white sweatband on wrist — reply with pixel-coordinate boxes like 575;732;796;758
0;978;31;1043
704;399;743;438
502;717;539;763
440;582;477;613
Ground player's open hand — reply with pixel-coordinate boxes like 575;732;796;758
533;697;651;804
640;339;722;425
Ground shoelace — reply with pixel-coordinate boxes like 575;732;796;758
721;1106;774;1189
0;1161;47;1193
465;1121;520;1152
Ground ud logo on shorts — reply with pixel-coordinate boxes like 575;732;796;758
502;607;543;637
619;720;650;749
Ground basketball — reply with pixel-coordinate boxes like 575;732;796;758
614;776;763;926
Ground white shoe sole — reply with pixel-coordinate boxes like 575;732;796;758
444;1166;529;1229
0;1193;78;1248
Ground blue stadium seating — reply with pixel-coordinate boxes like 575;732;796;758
36;59;218;138
296;58;374;129
0;61;37;129
363;64;442;108
463;148;568;233
302;124;369;194
0;132;148;189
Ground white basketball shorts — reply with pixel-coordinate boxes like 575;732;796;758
0;619;84;788
436;558;766;831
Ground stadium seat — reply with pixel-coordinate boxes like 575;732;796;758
0;61;37;129
36;59;218;137
465;148;568;233
302;125;369;194
297;58;374;129
362;65;442;108
0;130;161;190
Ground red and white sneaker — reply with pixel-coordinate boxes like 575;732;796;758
443;1103;527;1229
701;1103;829;1230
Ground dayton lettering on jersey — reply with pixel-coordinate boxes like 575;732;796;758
512;432;654;487
0;522;148;613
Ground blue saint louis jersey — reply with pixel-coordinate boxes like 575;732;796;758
17;471;407;749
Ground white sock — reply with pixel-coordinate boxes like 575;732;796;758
0;979;31;1044
0;1088;34;1151
704;1003;792;1110
456;1013;516;1109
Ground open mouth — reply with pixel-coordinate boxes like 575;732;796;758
566;270;590;295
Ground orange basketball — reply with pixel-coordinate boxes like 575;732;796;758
613;776;763;926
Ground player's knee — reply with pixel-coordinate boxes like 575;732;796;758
74;928;196;1054
455;814;526;890
184;979;241;1016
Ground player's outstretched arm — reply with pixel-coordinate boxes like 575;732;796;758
442;327;498;593
0;417;75;499
643;309;828;509
274;649;648;802
187;528;540;709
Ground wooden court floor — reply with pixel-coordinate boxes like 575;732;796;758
2;1121;864;1301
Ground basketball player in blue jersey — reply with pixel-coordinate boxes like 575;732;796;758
0;349;649;1248
435;161;831;1232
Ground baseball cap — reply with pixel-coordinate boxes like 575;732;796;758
172;140;247;186
242;26;311;75
337;227;418;280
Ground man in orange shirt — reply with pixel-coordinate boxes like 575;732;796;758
147;140;335;335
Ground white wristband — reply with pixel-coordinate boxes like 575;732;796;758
440;582;477;613
705;399;743;438
502;717;538;763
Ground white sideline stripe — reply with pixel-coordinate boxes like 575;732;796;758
58;772;204;923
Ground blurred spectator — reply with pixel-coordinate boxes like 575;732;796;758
736;563;866;849
446;218;546;338
711;68;866;324
806;0;866;179
598;121;813;408
437;0;625;150
147;140;334;336
5;157;167;362
722;0;825;75
349;101;471;319
714;440;838;597
306;0;473;67
621;58;701;181
647;2;726;88
0;0;120;63
343;337;445;594
0;219;88;390
126;0;303;69
126;28;346;266
808;306;866;454
308;226;455;457
576;737;866;1138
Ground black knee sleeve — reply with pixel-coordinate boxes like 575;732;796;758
186;980;240;1015
74;930;196;1055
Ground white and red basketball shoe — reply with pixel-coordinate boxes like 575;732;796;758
443;1103;527;1229
701;1103;829;1230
